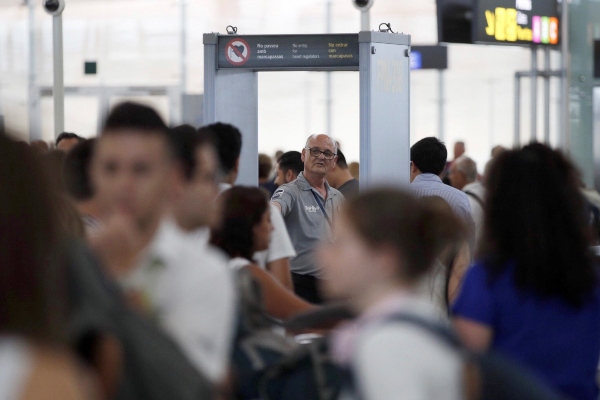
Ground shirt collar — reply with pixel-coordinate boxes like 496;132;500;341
413;173;443;183
297;172;336;197
463;181;482;192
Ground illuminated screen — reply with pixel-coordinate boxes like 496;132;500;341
473;0;560;46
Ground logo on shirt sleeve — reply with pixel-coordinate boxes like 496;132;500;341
272;189;284;200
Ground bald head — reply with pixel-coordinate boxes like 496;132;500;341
305;134;337;154
449;155;477;189
302;134;338;179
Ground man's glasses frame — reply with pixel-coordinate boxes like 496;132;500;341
305;147;337;160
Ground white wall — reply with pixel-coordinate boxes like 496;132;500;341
0;0;562;172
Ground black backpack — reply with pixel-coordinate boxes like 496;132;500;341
65;241;215;400
231;268;343;400
351;313;571;400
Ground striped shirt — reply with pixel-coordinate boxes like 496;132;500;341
410;173;475;241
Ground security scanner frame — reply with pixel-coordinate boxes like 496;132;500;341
203;31;411;190
33;85;182;139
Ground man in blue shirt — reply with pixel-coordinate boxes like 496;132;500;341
409;137;475;246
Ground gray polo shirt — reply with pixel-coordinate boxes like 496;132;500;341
271;172;345;277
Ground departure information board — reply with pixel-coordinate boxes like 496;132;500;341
217;34;359;70
473;0;560;46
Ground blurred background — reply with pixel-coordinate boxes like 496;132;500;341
0;0;568;169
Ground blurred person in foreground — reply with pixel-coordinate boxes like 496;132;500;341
0;135;95;399
452;143;600;400
274;151;303;187
318;188;464;399
64;139;102;235
271;134;345;304
90;103;236;386
448;156;485;245
326;148;359;199
211;186;316;320
200;123;296;291
42;149;86;238
56;132;85;153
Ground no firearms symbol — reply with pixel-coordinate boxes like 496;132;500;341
225;38;250;66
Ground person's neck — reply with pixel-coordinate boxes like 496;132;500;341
338;170;355;187
172;207;205;233
303;170;327;191
351;279;412;315
138;214;163;250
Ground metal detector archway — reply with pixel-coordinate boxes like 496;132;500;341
203;31;411;190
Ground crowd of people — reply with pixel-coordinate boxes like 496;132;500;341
2;100;600;400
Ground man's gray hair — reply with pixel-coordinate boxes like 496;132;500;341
305;134;338;154
455;156;478;183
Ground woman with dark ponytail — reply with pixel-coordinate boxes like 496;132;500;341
452;143;600;400
317;188;466;399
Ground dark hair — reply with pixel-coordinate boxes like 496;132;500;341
335;149;349;169
101;102;174;159
211;187;268;261
410;137;448;175
169;124;214;181
198;123;242;174
277;151;303;177
55;132;83;146
345;188;464;282
482;143;596;307
0;135;68;343
258;154;273;179
103;102;168;135
64;139;95;201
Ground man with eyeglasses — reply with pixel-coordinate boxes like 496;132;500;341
271;134;345;304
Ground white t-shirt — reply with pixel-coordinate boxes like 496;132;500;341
334;294;463;400
0;337;32;400
228;257;251;271
254;204;296;269
120;218;237;383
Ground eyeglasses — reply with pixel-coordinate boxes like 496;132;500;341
305;147;337;160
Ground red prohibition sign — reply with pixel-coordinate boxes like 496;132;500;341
225;38;251;66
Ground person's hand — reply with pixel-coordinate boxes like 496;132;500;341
89;212;144;279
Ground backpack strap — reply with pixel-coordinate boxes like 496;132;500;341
381;313;463;350
465;191;484;209
346;313;465;400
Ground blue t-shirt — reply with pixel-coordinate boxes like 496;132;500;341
452;261;600;400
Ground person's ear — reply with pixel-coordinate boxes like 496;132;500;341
285;170;294;183
410;161;420;175
332;155;338;169
233;157;240;174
